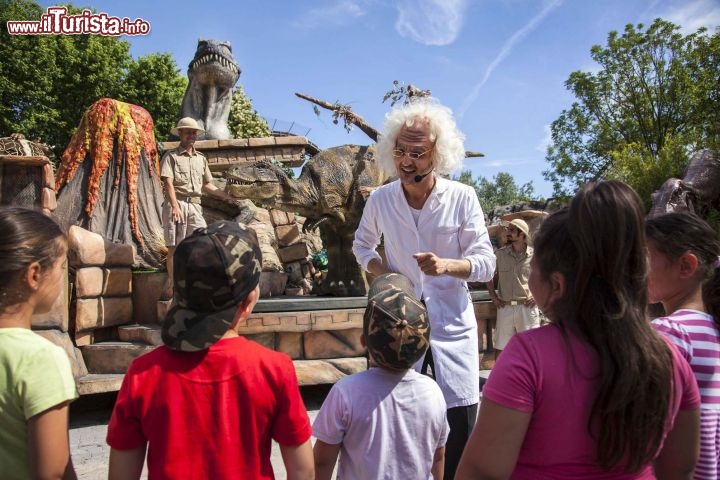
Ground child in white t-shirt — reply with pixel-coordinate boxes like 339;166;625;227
313;273;449;480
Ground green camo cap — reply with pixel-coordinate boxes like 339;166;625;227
162;220;262;352
363;273;430;370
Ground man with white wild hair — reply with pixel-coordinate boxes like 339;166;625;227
353;97;496;479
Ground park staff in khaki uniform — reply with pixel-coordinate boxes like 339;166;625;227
486;218;540;359
160;117;239;288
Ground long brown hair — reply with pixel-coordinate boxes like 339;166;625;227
0;207;66;307
646;212;720;324
533;181;673;472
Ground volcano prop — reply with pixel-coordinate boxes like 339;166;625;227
55;98;165;269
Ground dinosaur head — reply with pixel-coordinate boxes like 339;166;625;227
649;178;696;217
225;161;285;202
188;39;241;89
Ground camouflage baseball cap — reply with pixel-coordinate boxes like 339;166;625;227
161;220;262;352
363;273;430;370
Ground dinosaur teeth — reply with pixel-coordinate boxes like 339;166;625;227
226;178;256;186
190;52;239;73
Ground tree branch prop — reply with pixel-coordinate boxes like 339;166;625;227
295;92;380;142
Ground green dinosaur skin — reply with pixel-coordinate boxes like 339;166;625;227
226;144;386;296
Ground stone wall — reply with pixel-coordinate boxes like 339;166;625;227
160;136;308;171
271;211;322;296
69;226;134;346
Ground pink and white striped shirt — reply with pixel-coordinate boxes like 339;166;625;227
652;309;720;480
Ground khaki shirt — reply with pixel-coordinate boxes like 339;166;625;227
160;146;212;198
495;244;533;301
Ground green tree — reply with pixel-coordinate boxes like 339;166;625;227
0;1;133;154
687;29;720;150
544;19;719;197
120;53;187;142
227;86;272;139
1;0;66;146
454;170;537;214
1;0;189;155
605;136;689;209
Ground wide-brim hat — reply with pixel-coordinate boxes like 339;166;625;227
171;117;205;136
508;218;530;239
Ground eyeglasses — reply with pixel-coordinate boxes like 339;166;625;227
392;148;433;160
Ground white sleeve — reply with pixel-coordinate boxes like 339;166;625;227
459;188;496;282
352;193;383;271
311;384;348;445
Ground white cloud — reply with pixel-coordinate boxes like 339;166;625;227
484;160;507;168
293;1;366;30
536;125;553;154
656;0;720;34
457;0;564;120
394;0;469;46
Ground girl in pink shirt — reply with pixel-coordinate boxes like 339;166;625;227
457;181;700;479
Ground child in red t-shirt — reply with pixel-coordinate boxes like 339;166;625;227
107;221;314;479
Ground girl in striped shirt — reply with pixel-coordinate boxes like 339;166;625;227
647;212;720;480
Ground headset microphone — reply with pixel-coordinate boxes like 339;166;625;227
414;169;434;183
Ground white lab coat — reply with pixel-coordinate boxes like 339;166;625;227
353;177;496;407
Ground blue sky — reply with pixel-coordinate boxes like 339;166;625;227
39;0;720;197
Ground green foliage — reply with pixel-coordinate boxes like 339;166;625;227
119;53;187;142
270;158;295;179
544;19;720;197
0;1;56;142
0;0;186;156
1;1;119;153
605;136;689;208
227;86;272;139
687;29;720;151
454;170;538;214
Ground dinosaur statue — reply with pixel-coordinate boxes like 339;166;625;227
226;145;387;296
649;149;720;217
177;39;241;140
54;98;165;269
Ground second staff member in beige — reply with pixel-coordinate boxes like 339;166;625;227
160;117;240;287
486;218;540;359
